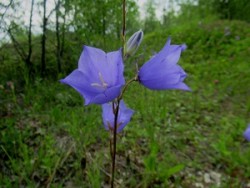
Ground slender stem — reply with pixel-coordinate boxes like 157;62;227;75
110;1;126;187
110;136;113;160
110;76;137;188
118;76;138;100
111;101;120;188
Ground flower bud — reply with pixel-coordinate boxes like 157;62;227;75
125;29;143;57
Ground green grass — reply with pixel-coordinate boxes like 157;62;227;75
1;20;250;187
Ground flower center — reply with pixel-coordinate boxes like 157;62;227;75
91;72;108;89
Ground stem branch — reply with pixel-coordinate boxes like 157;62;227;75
118;76;138;100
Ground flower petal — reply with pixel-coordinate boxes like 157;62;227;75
78;46;106;73
140;74;190;91
102;103;113;131
138;37;190;91
106;50;125;86
89;85;123;105
139;60;185;81
60;70;100;105
243;124;250;141
102;100;134;133
140;44;183;75
117;101;134;133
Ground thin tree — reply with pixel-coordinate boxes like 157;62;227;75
40;0;56;77
41;0;47;77
27;0;35;77
3;0;35;78
55;0;69;73
55;0;61;73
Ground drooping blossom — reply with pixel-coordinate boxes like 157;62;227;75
60;46;125;105
102;100;134;133
138;37;190;91
243;124;250;141
125;29;143;57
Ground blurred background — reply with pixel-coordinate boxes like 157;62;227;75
1;0;250;187
1;0;249;79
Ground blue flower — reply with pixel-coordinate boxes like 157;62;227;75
60;46;125;105
243;124;250;141
102;100;134;133
138;37;190;91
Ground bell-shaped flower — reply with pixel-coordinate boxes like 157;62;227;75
102;100;134;133
138;37;190;91
125;29;143;57
243;124;250;141
60;46;125;105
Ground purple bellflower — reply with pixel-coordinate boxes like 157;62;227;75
243;124;250;141
138;37;190;91
102;100;134;133
60;46;125;105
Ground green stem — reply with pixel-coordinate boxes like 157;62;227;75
111;100;119;188
110;76;137;188
110;1;126;187
118;76;138;100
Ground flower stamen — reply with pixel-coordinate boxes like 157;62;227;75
91;72;108;89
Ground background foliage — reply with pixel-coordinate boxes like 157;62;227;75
1;0;250;187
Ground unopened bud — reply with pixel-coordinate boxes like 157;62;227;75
125;30;143;57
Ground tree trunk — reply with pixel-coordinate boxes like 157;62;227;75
41;0;47;77
56;0;61;73
27;0;35;77
60;3;66;58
